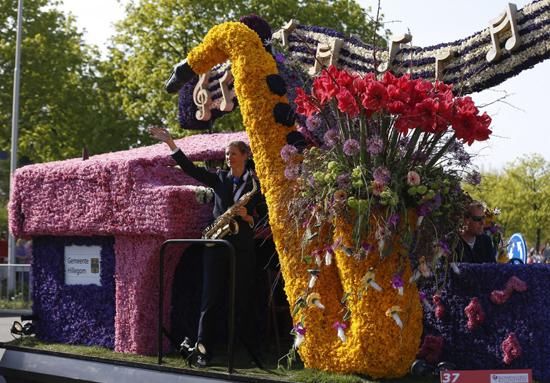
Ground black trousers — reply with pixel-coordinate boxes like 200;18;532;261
196;233;257;352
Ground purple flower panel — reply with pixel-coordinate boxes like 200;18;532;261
32;236;115;348
422;264;550;382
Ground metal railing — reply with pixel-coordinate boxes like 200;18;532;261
0;264;32;309
157;239;236;373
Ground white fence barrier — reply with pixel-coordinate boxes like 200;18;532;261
0;264;32;305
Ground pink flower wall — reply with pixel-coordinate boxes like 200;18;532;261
9;131;248;354
9;132;247;238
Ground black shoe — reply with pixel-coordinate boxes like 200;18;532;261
165;59;197;94
410;359;435;377
179;337;193;358
195;353;210;368
437;361;456;372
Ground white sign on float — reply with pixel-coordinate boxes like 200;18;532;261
64;245;102;286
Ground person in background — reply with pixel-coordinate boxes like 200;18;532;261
149;126;262;368
456;201;496;263
543;242;550;263
527;248;536;264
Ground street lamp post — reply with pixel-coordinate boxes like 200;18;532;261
8;0;24;293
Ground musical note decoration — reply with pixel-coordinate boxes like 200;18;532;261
178;1;549;130
486;3;522;63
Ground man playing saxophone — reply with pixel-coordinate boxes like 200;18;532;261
150;127;262;367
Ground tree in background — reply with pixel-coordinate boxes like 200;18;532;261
0;0;144;164
110;0;386;133
464;154;550;251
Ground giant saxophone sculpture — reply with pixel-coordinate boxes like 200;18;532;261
166;22;422;378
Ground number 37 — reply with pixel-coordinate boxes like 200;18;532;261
441;372;460;383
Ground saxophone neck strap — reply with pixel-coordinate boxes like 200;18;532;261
232;170;249;202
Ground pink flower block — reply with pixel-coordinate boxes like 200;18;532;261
417;335;444;364
490;289;511;305
506;276;528;292
464;297;485;330
433;294;445;319
502;332;522;365
9;132;247;238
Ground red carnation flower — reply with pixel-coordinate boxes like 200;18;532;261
295;87;319;117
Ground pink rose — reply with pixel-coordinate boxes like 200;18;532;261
407;170;421;186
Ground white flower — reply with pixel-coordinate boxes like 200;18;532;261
392;312;403;329
337;326;346;342
294;332;305;349
324;250;332;266
386;306;404;329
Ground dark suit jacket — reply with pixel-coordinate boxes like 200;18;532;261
456;234;496;263
172;149;261;240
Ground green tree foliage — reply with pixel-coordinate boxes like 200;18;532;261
110;0;385;133
464;154;550;250
0;0;144;164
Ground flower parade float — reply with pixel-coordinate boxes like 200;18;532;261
6;1;550;381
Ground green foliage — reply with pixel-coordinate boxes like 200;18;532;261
109;0;385;134
0;0;144;164
464;154;550;249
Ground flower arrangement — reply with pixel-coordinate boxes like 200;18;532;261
285;65;491;290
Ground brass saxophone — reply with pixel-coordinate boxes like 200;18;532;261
202;176;258;240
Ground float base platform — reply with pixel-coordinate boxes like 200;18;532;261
0;344;292;383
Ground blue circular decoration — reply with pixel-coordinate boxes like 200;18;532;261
507;233;528;263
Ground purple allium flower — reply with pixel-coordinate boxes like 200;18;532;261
388;213;400;227
284;164;300;180
293;323;306;335
280;144;298;162
412;151;427;162
465;170;481;185
432;193;442;209
323;129;340;147
451;143;471;166
275;52;286;63
488;224;499;234
417;202;431;217
391;274;404;289
361;242;372;252
373;166;391;185
399;136;410;147
336;173;351;188
343;139;360;156
306;115;322;132
366;136;384;155
438;240;451;254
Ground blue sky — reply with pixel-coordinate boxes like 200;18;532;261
60;0;549;172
